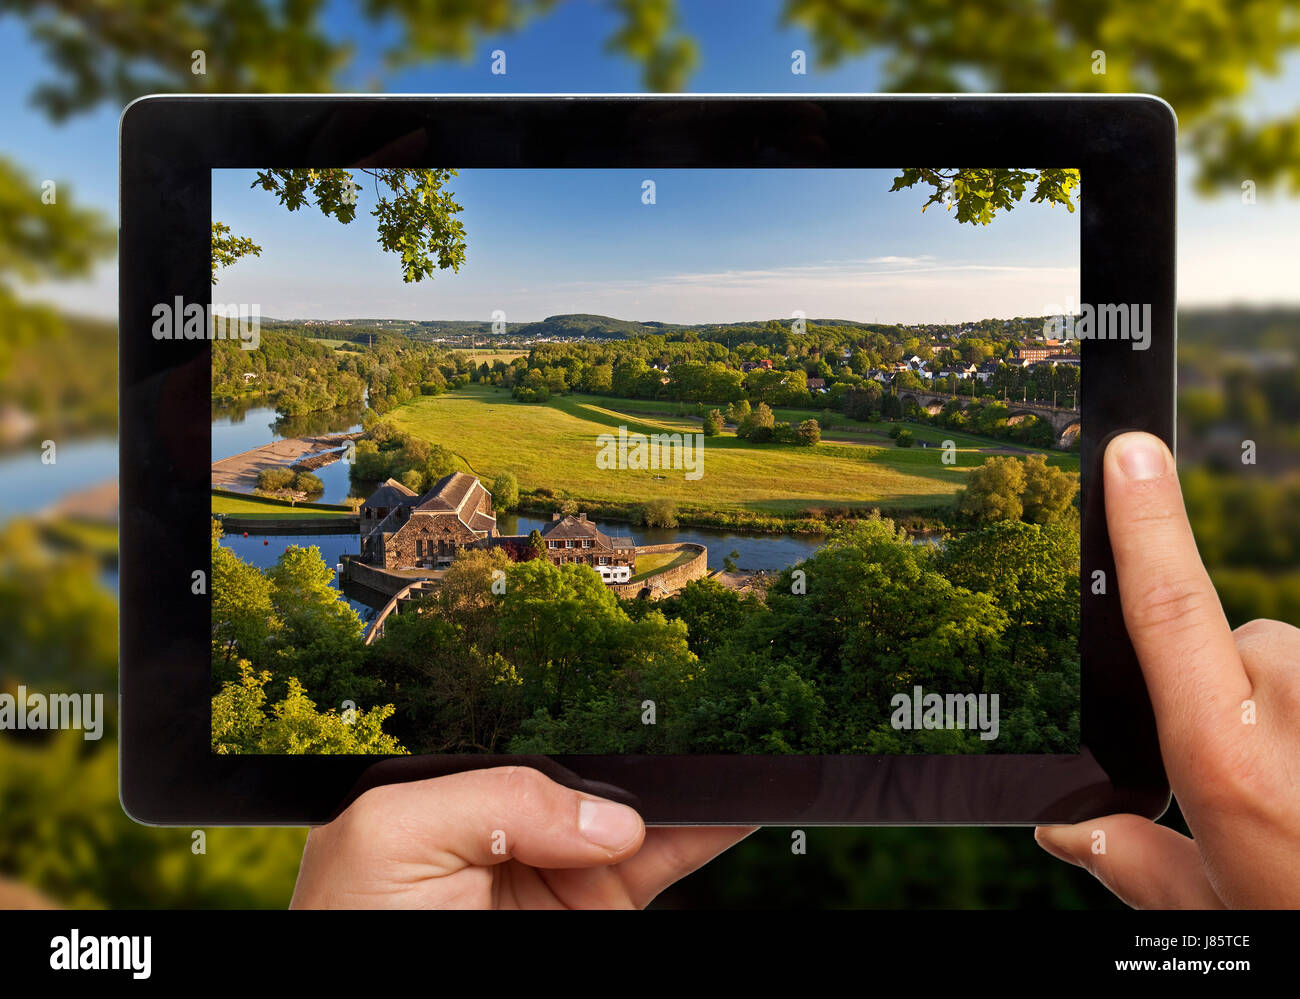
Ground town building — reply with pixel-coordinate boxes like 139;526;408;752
360;472;497;569
1012;343;1071;362
359;474;638;583
540;513;635;583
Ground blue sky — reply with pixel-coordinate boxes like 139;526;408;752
212;167;1079;324
3;0;1298;318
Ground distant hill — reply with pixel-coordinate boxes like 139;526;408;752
260;306;1300;350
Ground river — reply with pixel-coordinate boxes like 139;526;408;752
220;511;830;616
211;398;364;505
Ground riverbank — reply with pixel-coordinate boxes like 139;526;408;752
212;490;358;534
210;431;362;493
512;493;951;537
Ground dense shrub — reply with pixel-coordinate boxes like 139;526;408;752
256;467;295;491
639;498;679;528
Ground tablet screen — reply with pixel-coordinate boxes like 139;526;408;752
206;165;1083;758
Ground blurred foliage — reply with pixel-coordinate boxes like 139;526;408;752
0;156;114;375
0;522;307;908
1;0;346;120
0;314;116;448
7;1;1300;190
655;825;1122;909
783;0;1300;192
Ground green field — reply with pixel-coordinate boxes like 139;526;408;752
459;350;526;365
582;394;1080;463
384;386;1072;516
211;493;353;518
631;549;694;582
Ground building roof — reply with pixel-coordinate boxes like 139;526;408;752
410;471;498;536
363;477;418;508
541;513;636;549
542;513;606;541
414;471;478;512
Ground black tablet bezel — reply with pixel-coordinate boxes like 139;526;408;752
120;94;1175;825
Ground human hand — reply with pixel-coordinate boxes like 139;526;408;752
1035;431;1300;908
290;766;754;908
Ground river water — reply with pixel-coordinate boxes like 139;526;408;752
211;399;364;505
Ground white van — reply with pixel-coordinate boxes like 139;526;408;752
596;563;631;584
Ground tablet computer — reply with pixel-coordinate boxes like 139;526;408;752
119;94;1176;825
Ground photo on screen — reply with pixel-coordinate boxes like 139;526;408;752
207;166;1083;757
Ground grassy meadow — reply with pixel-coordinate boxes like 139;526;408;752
385;385;1074;518
211;493;354;518
582;394;1080;460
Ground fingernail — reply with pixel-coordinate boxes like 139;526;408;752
1034;827;1083;868
1116;434;1168;481
579;799;642;850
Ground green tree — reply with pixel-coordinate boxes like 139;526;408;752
366;605;524;754
939;521;1081;678
256;467;295;491
217;167;468;284
890;167;1079;225
212;662;405;754
640;498;679;528
702;408;724;436
737;402;775;439
210;519;276;688
1020;453;1078;524
957;456;1026;523
210;221;261;283
263;544;372;708
492;471;520;512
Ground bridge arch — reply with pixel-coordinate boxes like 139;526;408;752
1056;420;1081;448
1004;409;1038;426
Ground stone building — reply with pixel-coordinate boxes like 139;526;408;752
540;512;635;581
358;474;639;583
361;472;497;570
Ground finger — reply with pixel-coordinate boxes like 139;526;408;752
1034;814;1224;909
1104;432;1250;748
618;826;758;907
346;766;646;873
1233;618;1300;692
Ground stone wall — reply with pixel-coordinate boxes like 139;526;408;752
384;512;482;569
219;515;358;535
609;543;708;600
342;556;435;597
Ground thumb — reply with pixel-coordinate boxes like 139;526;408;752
1034;815;1224;909
341;766;646;872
